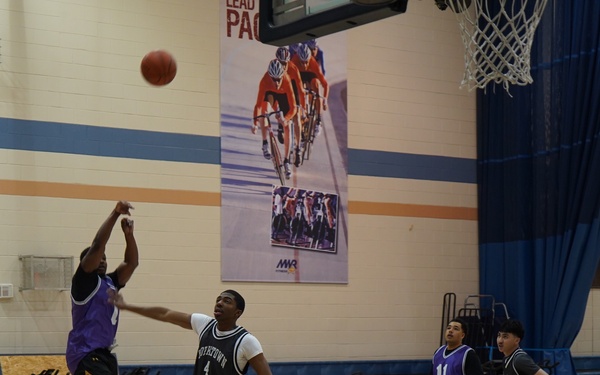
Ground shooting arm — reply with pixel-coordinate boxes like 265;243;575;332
115;218;139;285
82;201;132;272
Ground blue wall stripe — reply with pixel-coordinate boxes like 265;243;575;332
349;149;476;183
0;117;221;164
0;118;477;183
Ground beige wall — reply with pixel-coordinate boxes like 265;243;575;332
573;290;600;354
0;0;593;367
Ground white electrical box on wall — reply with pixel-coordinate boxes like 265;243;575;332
0;283;14;298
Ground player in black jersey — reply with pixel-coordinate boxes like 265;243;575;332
497;320;548;375
110;289;273;375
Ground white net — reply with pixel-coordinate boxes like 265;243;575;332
448;0;549;91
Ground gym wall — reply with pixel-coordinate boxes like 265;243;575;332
0;0;595;369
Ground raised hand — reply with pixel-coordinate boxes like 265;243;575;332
115;201;134;215
121;218;134;235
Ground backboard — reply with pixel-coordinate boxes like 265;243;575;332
259;0;408;46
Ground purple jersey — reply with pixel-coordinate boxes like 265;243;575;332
433;345;473;375
66;273;119;373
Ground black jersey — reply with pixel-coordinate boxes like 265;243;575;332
194;319;250;375
503;348;541;375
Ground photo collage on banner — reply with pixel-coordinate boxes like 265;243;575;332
220;1;348;283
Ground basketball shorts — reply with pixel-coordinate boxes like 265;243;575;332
74;348;119;375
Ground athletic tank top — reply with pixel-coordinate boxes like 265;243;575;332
194;320;250;375
66;275;119;373
432;345;472;375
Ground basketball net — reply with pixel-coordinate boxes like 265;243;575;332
448;0;549;92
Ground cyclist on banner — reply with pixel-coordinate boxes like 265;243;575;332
288;42;301;58
276;46;306;168
291;43;329;137
322;193;336;232
306;39;325;76
310;192;335;248
271;187;287;240
253;59;297;179
288;190;310;245
282;188;297;219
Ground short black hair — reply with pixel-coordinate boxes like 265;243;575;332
80;247;91;261
499;319;525;339
223;289;245;312
450;317;469;336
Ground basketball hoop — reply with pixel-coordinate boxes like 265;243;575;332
442;0;549;92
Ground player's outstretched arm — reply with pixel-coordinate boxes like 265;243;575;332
249;353;273;375
82;201;133;273
115;217;139;285
108;290;192;330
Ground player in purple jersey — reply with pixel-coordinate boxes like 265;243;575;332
109;289;273;375
433;318;484;375
66;200;139;375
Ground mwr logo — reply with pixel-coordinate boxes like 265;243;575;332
276;259;297;274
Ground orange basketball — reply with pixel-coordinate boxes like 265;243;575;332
140;50;177;86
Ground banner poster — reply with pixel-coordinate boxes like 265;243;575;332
220;1;348;283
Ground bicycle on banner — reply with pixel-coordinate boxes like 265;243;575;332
301;87;322;164
253;111;290;186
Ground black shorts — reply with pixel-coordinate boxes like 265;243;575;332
264;91;291;118
299;71;317;87
75;348;118;375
